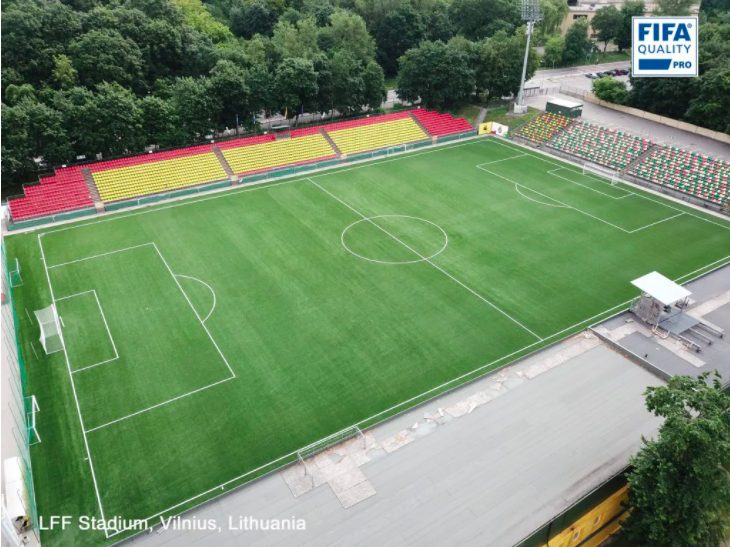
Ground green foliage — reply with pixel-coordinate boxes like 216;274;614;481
592;77;628;104
52;55;78;90
537;0;569;38
562;18;591;64
274;57;319;118
172;0;233;42
623;373;730;546
69;29;145;90
616;0;645;51
230;0;279;38
396;40;475;109
373;0;426;76
591;6;623;51
628;16;730;133
542;35;565;67
448;0;521;40
476;29;539;99
654;0;695;15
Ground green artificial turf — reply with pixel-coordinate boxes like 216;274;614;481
6;137;730;545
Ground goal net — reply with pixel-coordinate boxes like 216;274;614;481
582;162;620;185
297;426;365;465
34;305;63;355
8;258;22;287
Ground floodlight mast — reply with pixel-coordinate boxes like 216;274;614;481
514;0;542;114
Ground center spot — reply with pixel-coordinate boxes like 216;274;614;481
341;215;448;265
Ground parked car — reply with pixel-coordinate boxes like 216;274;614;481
585;72;600;79
614;68;629;76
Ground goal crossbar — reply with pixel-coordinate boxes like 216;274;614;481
582;162;620;185
297;425;364;463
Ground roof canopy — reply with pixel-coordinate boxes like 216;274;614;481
547;97;583;109
631;271;691;306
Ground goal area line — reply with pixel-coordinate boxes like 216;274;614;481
101;248;730;541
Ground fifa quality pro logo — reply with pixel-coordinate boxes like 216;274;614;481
632;16;698;77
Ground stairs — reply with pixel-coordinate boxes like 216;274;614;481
82;168;105;212
212;145;237;183
320;128;342;157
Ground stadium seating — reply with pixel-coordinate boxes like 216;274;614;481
7;109;476;222
221;133;336;176
411;109;473;136
91;153;227;202
8;168;93;221
629;146;730;207
549;122;653;171
515;112;573;144
326;117;428;155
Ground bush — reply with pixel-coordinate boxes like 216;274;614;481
592;77;628;104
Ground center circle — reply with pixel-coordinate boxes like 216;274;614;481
340;215;448;265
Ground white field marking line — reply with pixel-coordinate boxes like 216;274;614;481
477;153;527;165
174;274;217;323
478;164;684;234
483;137;730;231
627;212;685;233
85;244;236;433
547;167;632;200
85;377;234;434
103;252;730;542
514;184;568;208
25;307;35;325
340;215;449;265
37;138;485;238
308;177;543;340
36;234;110;537
29;342;39;360
477;164;631;233
46;242;155;269
56;289;121;374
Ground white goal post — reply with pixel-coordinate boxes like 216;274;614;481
582;162;620;185
297;425;365;466
34;304;63;355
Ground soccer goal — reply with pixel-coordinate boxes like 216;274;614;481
8;258;22;287
33;304;63;355
26;395;41;444
297;425;365;465
582;162;620;185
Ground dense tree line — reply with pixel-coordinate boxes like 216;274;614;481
2;0;540;189
590;6;730;134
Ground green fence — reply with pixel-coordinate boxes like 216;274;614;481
7;207;97;231
1;243;40;535
104;179;232;213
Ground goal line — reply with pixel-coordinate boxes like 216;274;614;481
582;162;620;185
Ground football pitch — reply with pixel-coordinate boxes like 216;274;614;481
7;137;730;545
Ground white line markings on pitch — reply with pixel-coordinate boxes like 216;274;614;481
476;163;685;234
513;185;568;208
307;177;543;341
42;240;235;438
483;137;730;232
37;234;110;535
547;167;632;200
175;274;217;323
56;289;120;373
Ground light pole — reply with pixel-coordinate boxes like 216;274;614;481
514;0;542;114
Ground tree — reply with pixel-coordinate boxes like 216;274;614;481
173;0;234;43
82;83;144;157
448;0;520;41
271;18;320;59
622;373;730;546
321;10;376;63
374;0;426;76
538;0;569;37
230;0;279;38
396;40;474;109
562;18;591;64
542;35;565;68
592;77;628;103
273;58;319;120
208;60;251;129
591;6;623;52
362;60;387;109
52;55;78;90
655;0;695;15
69;29;144;90
140;95;181;147
616;0;645;51
167;77;217;141
329;51;365;115
477;29;539;99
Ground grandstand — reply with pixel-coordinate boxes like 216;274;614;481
7;167;94;221
6;109;474;225
91;151;227;203
629;146;730;207
548;121;654;171
324;115;428;155
220;132;336;177
514;112;573;144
